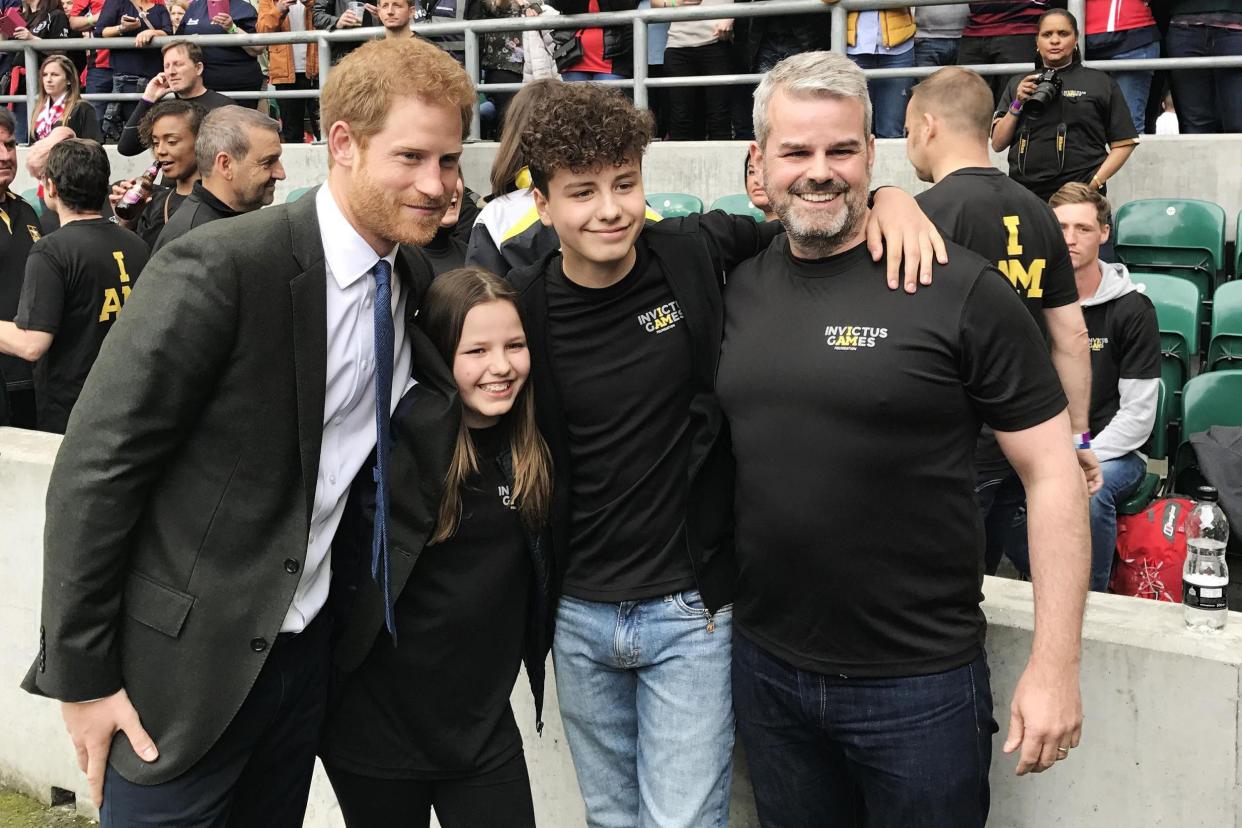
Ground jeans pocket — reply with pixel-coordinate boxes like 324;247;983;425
673;589;733;616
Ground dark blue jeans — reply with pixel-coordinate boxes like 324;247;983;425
84;65;117;142
1166;21;1242;133
733;633;996;828
913;37;958;68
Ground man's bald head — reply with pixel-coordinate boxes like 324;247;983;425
908;67;995;142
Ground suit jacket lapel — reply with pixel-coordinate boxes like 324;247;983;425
288;189;329;526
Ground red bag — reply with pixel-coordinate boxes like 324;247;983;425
1110;497;1194;602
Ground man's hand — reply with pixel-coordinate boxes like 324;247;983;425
1077;448;1102;495
335;9;361;26
866;187;949;293
61;688;159;808
143;72;171;101
1003;659;1082;775
211;11;234;28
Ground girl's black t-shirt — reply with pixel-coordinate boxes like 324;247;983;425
322;424;532;779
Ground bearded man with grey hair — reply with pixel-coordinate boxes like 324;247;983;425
716;50;1091;826
153;105;286;251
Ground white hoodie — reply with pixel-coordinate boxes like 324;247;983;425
1081;260;1160;462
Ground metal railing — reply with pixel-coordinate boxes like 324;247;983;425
4;0;1242;141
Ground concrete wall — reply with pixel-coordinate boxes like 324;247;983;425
10;137;1242;243
4;427;1242;826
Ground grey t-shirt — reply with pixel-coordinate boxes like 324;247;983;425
916;3;969;38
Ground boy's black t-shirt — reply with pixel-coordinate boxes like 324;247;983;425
546;240;698;601
1;193;43;390
916;166;1078;474
1085;290;1160;437
716;236;1066;678
13;217;149;433
322;425;531;778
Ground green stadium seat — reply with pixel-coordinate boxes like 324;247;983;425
1117;380;1170;516
1115;198;1226;277
710;193;765;223
21;188;43;217
1235;210;1241;279
1207;280;1242;372
1132;271;1200;423
1116;199;1226;332
1172;372;1242;493
647;192;703;218
284;186;313;204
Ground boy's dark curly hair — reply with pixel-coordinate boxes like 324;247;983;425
520;83;654;194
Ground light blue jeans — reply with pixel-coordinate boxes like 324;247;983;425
1108;40;1160;135
553;590;734;828
1007;451;1148;592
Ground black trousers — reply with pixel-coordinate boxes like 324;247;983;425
957;33;1038;105
99;613;331;827
275;72;319;143
326;752;536;828
664;40;734;141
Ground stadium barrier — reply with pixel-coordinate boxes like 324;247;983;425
5;426;1242;826
4;0;1242;140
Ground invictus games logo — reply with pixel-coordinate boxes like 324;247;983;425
1089;337;1109;352
637;301;683;334
825;324;888;351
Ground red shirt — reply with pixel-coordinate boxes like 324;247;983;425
1085;0;1156;35
568;0;613;74
71;0;109;69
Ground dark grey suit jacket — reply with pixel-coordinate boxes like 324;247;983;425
21;188;435;785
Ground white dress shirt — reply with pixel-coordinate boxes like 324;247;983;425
281;183;413;632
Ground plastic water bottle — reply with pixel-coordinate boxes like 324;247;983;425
1183;486;1231;630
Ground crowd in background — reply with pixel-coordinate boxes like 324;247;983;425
1;0;1240;145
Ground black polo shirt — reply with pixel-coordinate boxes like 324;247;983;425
1;192;43;391
153;182;243;252
14;217;150;432
717;236;1066;678
998;59;1138;200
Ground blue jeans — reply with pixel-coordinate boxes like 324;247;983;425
913;37;958;68
1166;21;1242;133
111;73;149;136
733;633;996;828
562;71;629;82
85;65;117;141
848;50;916;138
1106;40;1159;135
553;591;734;828
1007;451;1148;592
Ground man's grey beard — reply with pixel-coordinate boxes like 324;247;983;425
776;184;869;259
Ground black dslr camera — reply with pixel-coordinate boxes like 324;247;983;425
1023;65;1063;119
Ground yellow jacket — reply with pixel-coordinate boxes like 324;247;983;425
846;9;916;49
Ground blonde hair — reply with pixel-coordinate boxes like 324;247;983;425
419;267;552;543
31;55;84;135
753;50;871;147
319;37;475;153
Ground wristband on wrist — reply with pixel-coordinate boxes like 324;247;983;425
228;23;240;32
1009;100;1023;116
1074;431;1092;450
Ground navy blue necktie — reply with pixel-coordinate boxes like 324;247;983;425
370;259;396;637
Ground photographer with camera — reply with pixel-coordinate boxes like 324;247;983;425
992;9;1138;202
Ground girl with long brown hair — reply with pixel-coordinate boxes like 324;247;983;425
320;266;553;827
30;54;100;141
